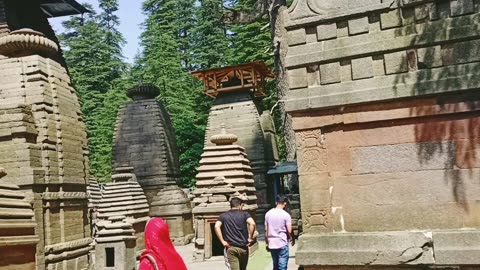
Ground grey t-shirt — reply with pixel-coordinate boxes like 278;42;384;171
219;209;251;248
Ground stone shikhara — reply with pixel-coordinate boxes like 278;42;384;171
112;83;194;245
0;2;91;270
192;126;258;261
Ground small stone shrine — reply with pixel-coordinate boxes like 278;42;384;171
284;0;480;269
112;83;194;245
87;177;102;209
0;168;38;270
0;1;91;270
192;62;279;223
97;167;149;256
95;215;137;270
192;126;258;261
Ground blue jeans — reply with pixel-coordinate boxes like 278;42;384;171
270;245;289;270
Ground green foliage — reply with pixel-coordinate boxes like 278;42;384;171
59;0;128;182
191;0;232;69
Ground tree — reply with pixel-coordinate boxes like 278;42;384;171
191;0;232;69
59;0;128;181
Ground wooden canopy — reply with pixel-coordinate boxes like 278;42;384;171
191;61;274;97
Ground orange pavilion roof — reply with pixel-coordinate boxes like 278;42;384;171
191;61;274;97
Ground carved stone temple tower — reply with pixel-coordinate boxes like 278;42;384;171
284;0;480;269
0;1;91;270
192;62;279;222
112;83;194;245
192;126;258;261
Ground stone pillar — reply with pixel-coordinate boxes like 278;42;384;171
95;215;136;270
193;126;258;261
97;167;149;256
112;83;194;245
205;91;278;223
0;3;90;270
284;0;480;269
0;168;38;270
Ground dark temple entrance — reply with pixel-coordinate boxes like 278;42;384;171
210;223;224;256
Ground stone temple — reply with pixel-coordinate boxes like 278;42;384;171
0;1;91;270
192;126;258;261
192;62;279;222
112;83;194;245
284;0;480;269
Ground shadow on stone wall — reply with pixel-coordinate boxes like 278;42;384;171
392;5;480;210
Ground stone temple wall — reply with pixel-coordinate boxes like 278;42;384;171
205;91;279;222
285;0;480;269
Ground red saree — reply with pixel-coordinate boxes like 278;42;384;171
139;218;188;270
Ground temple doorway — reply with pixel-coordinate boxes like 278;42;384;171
210;223;224;256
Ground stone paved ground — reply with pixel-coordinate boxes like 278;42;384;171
176;241;298;270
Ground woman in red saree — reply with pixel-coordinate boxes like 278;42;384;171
139;217;188;270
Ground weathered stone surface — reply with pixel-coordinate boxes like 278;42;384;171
307;65;321;87
450;0;474;16
320;62;341;84
380;9;402;29
351;57;373;80
296;232;434;266
348;17;369;35
286;1;480;269
441;39;480;65
288;67;308;89
384;50;407;74
317;23;337;41
433;230;480;265
351;142;455;174
417;46;442;68
287;27;306;46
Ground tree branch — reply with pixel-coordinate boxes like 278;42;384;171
222;0;270;24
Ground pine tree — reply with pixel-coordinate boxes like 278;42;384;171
59;0;128;181
191;0;232;69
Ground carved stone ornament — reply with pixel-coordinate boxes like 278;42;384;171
210;123;238;145
0;28;59;57
126;83;160;100
288;0;342;19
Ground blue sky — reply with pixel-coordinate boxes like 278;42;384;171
50;0;144;63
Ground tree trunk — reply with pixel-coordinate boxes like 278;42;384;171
270;0;296;162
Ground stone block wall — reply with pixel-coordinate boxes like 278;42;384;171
285;0;480;268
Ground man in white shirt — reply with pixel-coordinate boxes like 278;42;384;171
265;195;295;270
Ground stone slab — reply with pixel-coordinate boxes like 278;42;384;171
296;232;434;266
433;230;480;265
348;17;369;36
317;23;337;41
351;57;373;80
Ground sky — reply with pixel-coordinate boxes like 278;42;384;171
49;0;145;64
